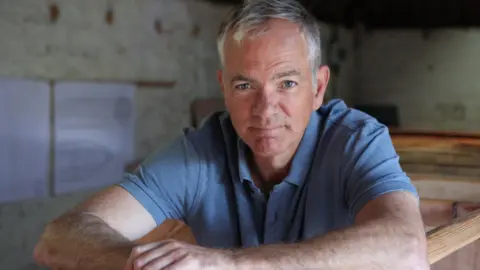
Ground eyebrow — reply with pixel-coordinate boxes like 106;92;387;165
229;69;302;84
230;74;260;84
271;69;301;80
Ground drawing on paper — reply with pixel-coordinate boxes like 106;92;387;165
53;82;135;194
55;140;114;183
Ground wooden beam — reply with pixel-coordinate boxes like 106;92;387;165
391;132;480;168
411;174;480;203
390;129;480;139
427;209;480;264
135;219;195;245
136;80;177;88
402;164;480;179
389;131;480;203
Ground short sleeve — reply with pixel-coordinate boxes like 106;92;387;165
118;136;201;226
343;122;419;218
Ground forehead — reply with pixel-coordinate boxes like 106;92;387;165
222;19;310;73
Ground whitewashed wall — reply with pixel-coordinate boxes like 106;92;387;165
0;1;231;269
355;29;480;131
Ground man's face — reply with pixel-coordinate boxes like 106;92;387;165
218;19;329;157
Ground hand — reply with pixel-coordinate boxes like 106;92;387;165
124;239;236;270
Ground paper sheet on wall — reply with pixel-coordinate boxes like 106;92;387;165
0;78;50;203
54;82;135;195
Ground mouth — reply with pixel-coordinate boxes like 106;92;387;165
248;126;284;137
249;126;284;130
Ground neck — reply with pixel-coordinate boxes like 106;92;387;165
249;143;299;185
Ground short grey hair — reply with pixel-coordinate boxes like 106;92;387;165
217;0;322;70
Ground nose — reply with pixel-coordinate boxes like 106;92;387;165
252;87;279;119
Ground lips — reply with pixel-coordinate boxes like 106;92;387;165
248;126;284;137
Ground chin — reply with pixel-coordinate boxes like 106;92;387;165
249;137;286;157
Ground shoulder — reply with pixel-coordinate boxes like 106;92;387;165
316;99;392;159
319;99;383;134
181;111;231;158
141;111;231;171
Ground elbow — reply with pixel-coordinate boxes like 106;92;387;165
403;232;430;270
33;223;54;266
33;218;66;267
33;238;50;266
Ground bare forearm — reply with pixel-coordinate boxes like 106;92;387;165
34;212;133;270
234;217;428;270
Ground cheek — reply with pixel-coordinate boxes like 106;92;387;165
225;95;252;120
278;98;304;117
279;94;314;127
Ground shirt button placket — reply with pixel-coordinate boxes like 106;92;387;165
264;190;280;244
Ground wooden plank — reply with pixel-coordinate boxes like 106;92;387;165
448;203;480;269
430;205;480;269
402;164;480;179
390;129;480;139
136;80;177;88
411;174;480;203
427;208;480;265
136;219;195;245
428;202;480;270
391;133;480;168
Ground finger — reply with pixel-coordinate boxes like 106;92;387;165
141;249;188;270
124;254;134;270
129;242;168;270
133;241;183;269
131;242;166;260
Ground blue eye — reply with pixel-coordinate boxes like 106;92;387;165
281;80;297;89
235;83;251;90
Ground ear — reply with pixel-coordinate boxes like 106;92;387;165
313;65;330;110
217;70;225;94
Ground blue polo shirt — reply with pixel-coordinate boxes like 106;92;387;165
119;99;418;248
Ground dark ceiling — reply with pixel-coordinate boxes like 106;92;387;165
205;0;480;29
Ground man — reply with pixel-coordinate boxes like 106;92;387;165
34;0;429;269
